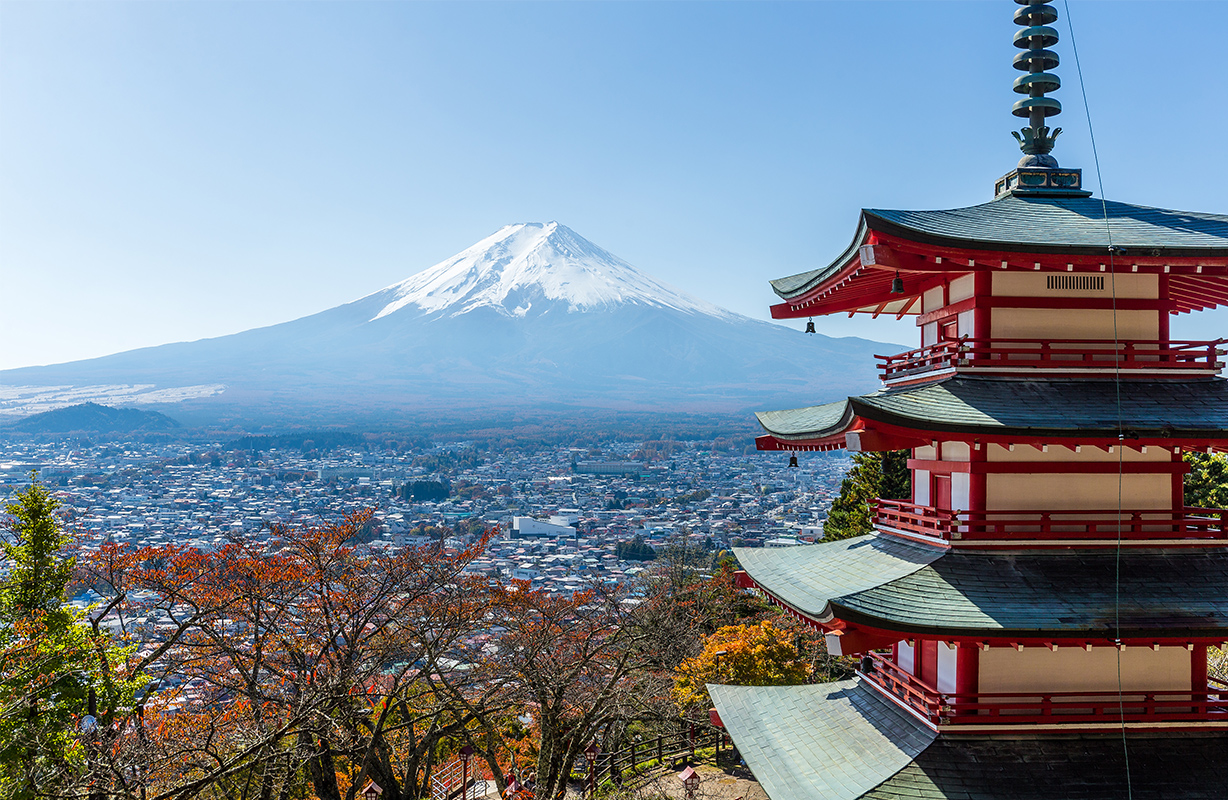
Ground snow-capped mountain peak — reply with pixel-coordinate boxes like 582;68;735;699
371;222;733;320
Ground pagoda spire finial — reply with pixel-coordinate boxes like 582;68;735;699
994;0;1088;197
1011;1;1063;167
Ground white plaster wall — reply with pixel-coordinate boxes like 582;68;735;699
958;309;975;338
913;470;930;506
898;641;915;674
952;473;970;511
937;642;959;693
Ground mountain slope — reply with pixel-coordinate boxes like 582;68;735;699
0;223;901;422
6;402;180;433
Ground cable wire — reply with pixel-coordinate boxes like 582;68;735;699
1063;2;1132;796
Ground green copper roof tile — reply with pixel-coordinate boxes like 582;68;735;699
709;681;936;800
866;196;1228;257
715;683;1228;799
738;539;1228;638
757;376;1228;441
734;537;944;622
862;733;1228;799
755;400;853;440
771;196;1228;301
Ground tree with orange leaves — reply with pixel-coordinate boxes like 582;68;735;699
462;581;653;800
672;619;813;711
79;512;496;800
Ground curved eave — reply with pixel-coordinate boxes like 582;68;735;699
711;685;1228;800
770;197;1228;320
733;537;945;624
737;537;1228;640
709;681;935;800
756;377;1228;451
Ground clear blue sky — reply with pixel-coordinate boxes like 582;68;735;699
3;1;1227;371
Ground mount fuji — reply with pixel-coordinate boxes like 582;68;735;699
1;223;898;424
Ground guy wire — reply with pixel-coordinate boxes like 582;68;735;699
1063;2;1132;796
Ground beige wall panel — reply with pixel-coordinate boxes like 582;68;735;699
923;286;946;314
986;473;1171;511
949;274;976;304
987;444;1170;463
979;647;1190;694
942;442;971;462
992;272;1157;299
990;308;1158;341
915;446;937;460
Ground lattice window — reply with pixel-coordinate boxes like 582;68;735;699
1047;275;1104;291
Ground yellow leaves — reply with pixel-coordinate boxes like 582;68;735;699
673;620;812;710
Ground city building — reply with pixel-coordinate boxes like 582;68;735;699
710;3;1228;797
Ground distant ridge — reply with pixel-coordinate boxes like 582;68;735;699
0;223;902;424
8;402;180;433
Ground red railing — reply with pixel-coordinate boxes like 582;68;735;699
875;499;1228;542
863;652;1228;726
877;338;1226;380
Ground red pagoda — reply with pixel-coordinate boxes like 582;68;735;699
709;2;1228;797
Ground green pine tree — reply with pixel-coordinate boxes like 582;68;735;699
1184;451;1228;509
822;451;911;541
0;480;145;799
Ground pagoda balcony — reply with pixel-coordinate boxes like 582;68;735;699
875;499;1228;545
861;653;1228;730
877;338;1226;383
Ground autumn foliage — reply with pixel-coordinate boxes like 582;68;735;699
672;620;812;710
3;480;828;800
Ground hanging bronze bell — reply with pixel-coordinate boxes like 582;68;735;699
788;454;799;468
804;318;816;334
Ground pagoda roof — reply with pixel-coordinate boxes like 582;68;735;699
756;375;1228;449
735;536;1228;638
772;195;1228;301
708;681;934;800
712;680;1228;799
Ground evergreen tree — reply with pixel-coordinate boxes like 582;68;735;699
0;481;144;799
1184;451;1228;509
822;451;911;541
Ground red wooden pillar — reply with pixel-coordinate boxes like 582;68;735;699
919;639;939;686
1192;644;1209;714
1192;644;1209;691
973;272;992;345
1158;276;1171;344
1173;446;1187;519
969;443;987;515
954;644;979;716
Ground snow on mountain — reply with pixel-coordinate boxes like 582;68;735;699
370;222;736;320
0;221;902;423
